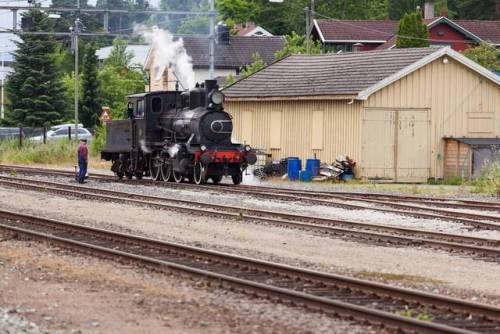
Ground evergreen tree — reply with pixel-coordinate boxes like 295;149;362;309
396;11;430;48
81;42;101;129
5;10;67;126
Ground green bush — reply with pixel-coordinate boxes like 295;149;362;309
0;139;79;165
90;124;106;156
473;162;500;196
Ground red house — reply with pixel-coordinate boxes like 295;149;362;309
311;15;500;53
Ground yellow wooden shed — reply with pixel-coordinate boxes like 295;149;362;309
223;47;500;182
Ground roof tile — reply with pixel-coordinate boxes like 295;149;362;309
223;48;439;98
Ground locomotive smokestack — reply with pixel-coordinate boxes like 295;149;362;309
205;79;219;108
205;79;218;95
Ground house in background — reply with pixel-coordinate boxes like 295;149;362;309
143;27;284;91
234;22;274;37
223;47;500;182
311;2;500;52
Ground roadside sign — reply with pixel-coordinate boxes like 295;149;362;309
100;107;112;123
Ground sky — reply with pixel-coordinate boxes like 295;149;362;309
0;0;161;54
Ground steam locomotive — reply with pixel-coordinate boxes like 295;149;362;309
101;79;257;185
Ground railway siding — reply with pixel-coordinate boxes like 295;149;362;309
1;209;500;333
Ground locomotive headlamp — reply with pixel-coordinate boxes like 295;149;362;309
210;91;224;105
244;145;252;152
201;145;207;152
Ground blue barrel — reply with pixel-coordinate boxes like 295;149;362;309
299;170;312;182
306;159;320;176
287;158;301;181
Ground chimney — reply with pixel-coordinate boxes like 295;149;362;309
216;22;230;45
424;1;435;20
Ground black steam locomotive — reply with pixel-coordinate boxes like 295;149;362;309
101;79;256;185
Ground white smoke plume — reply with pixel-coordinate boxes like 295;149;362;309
136;25;196;90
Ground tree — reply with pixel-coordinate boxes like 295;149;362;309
217;0;258;24
98;37;147;119
462;43;500;72
274;31;322;61
104;37;134;68
240;53;266;78
388;0;422;20
81;42;101;129
396;11;429;48
5;10;67;126
455;0;499;20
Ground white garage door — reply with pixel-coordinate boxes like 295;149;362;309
361;109;430;182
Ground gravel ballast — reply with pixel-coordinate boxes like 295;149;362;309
0;185;499;305
5;172;500;240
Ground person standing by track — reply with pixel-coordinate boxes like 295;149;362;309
77;139;88;183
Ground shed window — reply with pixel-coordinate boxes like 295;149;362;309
152;97;162;113
136;100;144;117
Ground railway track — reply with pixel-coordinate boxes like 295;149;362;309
0;164;498;225
0;175;499;262
1;209;499;333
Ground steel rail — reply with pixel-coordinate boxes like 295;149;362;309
0;209;499;333
0;165;498;223
227;184;500;211
2;164;498;209
0;166;500;224
0;176;499;262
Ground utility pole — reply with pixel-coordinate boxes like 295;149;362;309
71;12;82;141
208;0;215;79
306;0;315;54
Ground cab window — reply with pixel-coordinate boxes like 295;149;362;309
136;100;144;117
127;102;134;118
152;97;162;113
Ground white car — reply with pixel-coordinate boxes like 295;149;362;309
31;127;92;142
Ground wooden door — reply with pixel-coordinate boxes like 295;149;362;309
362;109;430;182
396;110;430;182
361;109;396;180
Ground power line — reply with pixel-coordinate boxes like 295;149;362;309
0;5;217;16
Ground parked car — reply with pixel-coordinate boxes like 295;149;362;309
30;126;92;142
0;127;25;141
50;123;83;131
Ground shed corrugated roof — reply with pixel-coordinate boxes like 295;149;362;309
223;47;438;99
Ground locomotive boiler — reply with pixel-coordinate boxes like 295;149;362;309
101;79;257;185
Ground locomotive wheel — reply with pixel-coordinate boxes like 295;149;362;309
161;162;172;182
135;172;143;180
115;172;124;180
149;156;163;181
232;172;242;185
211;175;222;185
193;162;207;185
172;170;183;183
125;172;133;180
